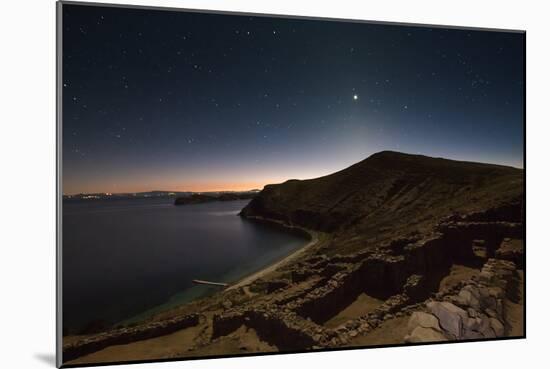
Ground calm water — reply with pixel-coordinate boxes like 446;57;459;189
62;198;307;333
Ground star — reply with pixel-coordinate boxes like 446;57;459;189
353;94;358;101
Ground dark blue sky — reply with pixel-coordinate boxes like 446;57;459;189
62;4;524;195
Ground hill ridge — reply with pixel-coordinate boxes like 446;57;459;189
241;151;523;254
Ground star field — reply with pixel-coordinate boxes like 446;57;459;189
62;4;524;195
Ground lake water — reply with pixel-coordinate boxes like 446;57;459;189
62;198;308;333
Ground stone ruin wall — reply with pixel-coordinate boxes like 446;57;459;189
63;313;200;362
64;203;524;359
405;258;521;342
211;204;524;350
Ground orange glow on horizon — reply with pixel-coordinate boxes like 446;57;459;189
169;181;273;193
62;179;286;196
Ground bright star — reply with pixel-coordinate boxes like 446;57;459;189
353;94;358;100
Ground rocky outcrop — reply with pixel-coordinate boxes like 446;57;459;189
405;259;519;342
405;311;448;342
63;313;200;362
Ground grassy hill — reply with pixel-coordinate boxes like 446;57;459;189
241;151;524;255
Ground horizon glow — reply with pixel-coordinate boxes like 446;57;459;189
62;5;525;195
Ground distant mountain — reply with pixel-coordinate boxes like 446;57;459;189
64;190;259;201
240;151;523;254
174;191;258;205
63;191;190;200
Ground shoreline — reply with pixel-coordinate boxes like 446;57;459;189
226;215;321;291
118;214;319;326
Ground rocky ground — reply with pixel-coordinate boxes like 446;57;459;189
63;152;524;365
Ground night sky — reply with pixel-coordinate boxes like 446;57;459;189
62;4;524;195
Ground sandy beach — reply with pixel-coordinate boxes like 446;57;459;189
227;222;320;291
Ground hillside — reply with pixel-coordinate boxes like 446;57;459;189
240;151;524;254
64;151;525;364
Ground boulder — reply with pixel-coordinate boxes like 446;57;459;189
455;288;480;309
407;312;441;333
405;326;447;343
463;317;483;332
467;307;479;318
427;301;468;339
489;318;505;336
463;330;484;340
478;316;496;338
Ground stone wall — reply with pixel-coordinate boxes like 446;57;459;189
213;205;525;350
211;311;246;340
496;238;524;269
63;202;524;361
277;217;523;344
437;221;523;261
211;305;330;350
63;313;200;362
244;309;325;350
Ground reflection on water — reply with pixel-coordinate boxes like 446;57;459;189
62;198;307;333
